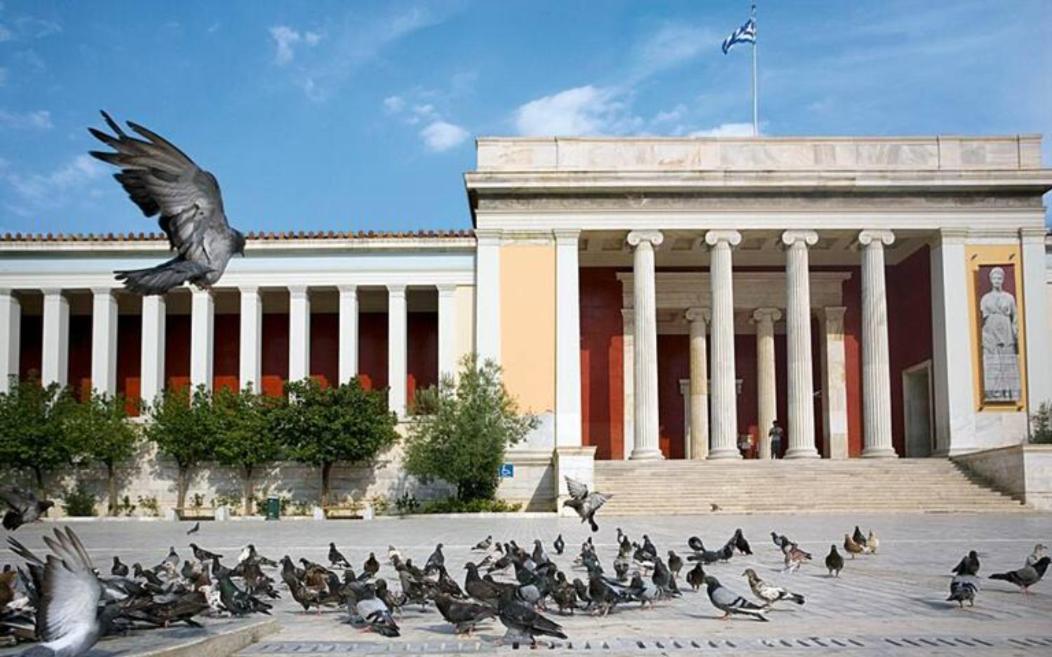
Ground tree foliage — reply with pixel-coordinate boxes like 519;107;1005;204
271;378;398;506
0;378;74;492
143;385;218;509
62;390;139;515
404;356;537;502
1031;401;1052;444
212;386;282;514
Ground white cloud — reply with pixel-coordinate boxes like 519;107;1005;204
3;154;107;216
383;95;405;113
652;104;687;124
690;122;757;137
629;23;713;80
514;85;640;136
269;25;321;65
0;109;52;129
420;120;469;152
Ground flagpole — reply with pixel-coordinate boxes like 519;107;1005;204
751;4;758;136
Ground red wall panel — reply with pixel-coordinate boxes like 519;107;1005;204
67;315;92;400
18;314;42;380
407;311;438;406
358;312;388;391
657;334;689;459
213;314;239;392
887;245;933;456
579;268;626;460
116;315;141;415
165;315;191;391
310;313;339;388
261;313;289;397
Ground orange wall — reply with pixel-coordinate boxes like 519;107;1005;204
500;243;556;413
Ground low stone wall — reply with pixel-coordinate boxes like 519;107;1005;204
12;427;557;518
952;444;1052;510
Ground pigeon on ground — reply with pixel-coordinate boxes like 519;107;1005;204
732;529;753;555
89;111;246;295
186;521;200;536
349;586;400;637
328;543;352;569
989;557;1051;594
1026;544;1048;566
425;543;445;575
497;588;567;647
218;575;272;616
852;526;869;551
435;592;497;635
947;575;980;608
553;534;565;556
668;551;683;579
843;534;865;559
363;553;380;578
16;527;122;656
783;544;812;573
562;476;611;533
686;563;706;591
742;568;805;607
189;543;223;562
703;575;768;622
0;485;54;531
771;532;792;551
472;536;492;552
951;551;980;577
111;556;129;578
866;530;879;554
825;545;844;577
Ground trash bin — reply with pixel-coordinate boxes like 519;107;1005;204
265;497;281;521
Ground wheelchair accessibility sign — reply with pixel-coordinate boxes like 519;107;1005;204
499;463;514;478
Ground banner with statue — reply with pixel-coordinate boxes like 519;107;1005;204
976;264;1022;403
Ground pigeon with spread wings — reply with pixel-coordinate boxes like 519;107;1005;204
562;476;611;533
0;485;54;531
89;111;245;295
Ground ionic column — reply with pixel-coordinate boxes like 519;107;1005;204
859;230;897;458
782;230;820;459
820;306;849;459
752;308;781;459
555;229;583;448
387;284;408;418
189;288;214;391
627;230;663;460
41;289;69;387
91;288;119;396
338;285;358;383
140;295;166;408
0;290;21;393
437;284;457;380
705;230;741;459
621;308;635;459
288;286;310;383
685;308;710;460
475;229;502;364
679;379;692;458
239;286;262;391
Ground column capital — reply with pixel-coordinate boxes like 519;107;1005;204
90;286;116;296
553;228;581;243
337;284;358;295
781;230;819;248
752;307;782;324
436;283;457;296
387;284;407;297
626;230;663;248
1020;226;1048;243
288;285;309;298
238;285;260;295
704;230;742;248
685;307;710;324
937;228;969;244
858;229;895;248
821;305;847;323
41;288;64;297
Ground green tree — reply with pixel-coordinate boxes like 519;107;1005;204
213;386;281;515
271;378;398;506
1031;401;1052;444
404;355;537;502
144;385;217;510
63;390;139;515
0;378;75;494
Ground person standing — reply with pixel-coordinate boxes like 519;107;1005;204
768;420;783;459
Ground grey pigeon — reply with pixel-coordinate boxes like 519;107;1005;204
947;574;980;607
825;545;844;577
89;111;246;295
472;536;492;551
742;568;804;607
435;592;496;635
349;586;399;637
704;575;768;622
553;534;565;556
562;476;610;533
425;543;445;575
497;589;566;647
186;521;200;535
951;550;980;577
328;542;351;569
0;485;54;531
989;557;1050;594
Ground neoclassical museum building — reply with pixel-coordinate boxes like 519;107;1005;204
2;135;1051;510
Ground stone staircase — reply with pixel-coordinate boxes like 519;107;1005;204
593;458;1025;514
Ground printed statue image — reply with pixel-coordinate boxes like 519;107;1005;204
978;265;1021;403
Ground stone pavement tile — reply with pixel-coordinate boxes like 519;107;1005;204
1;512;1049;656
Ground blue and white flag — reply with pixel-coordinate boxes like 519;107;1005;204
722;9;756;54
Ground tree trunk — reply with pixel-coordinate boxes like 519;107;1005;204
321;462;333;508
33;466;46;497
176;466;190;511
106;462;118;516
243;465;255;516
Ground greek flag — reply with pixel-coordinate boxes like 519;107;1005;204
722;11;756;54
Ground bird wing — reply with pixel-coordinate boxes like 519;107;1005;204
89;112;230;265
564;476;589;500
711;585;749;609
582;492;610;516
37;528;102;643
0;485;32;514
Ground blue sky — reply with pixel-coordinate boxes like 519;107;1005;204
0;0;1049;235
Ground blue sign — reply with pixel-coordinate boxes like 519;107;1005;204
499;463;514;478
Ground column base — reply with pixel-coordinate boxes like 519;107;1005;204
707;447;742;460
629;448;665;461
784;447;820;459
861;447;898;459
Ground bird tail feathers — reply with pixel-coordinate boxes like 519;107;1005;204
115;258;211;295
988;573;1010;582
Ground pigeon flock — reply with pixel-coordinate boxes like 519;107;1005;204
1;482;1050;654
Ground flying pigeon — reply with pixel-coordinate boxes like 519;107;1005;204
742;568;805;607
825;545;844;577
951;551;980;577
989;556;1050;594
0;485;54;531
562;476;610;533
186;521;200;536
703;575;768;622
947;575;980;608
89;111;246;295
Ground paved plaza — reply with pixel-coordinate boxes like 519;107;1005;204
2;511;1051;656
